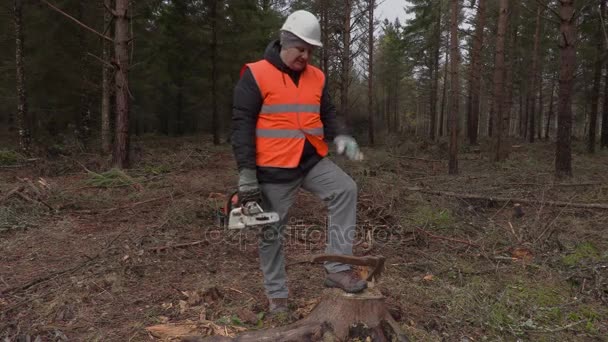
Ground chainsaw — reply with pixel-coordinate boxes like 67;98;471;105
218;192;280;229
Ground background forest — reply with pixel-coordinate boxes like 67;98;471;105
1;0;608;341
1;0;606;174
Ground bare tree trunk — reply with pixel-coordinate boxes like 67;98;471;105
101;0;113;154
321;0;330;74
112;0;131;168
545;76;556;140
503;1;517;140
367;0;375;145
538;76;544;140
492;0;509;162
448;0;459;174
14;0;31;155
439;38;449;137
555;0;575;178
466;0;486;146
430;9;441;141
211;0;220;145
602;62;608;148
587;0;605;153
528;4;543;143
340;0;352;123
77;0;92;149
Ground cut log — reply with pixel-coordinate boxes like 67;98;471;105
184;288;408;342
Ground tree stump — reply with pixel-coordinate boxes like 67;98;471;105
185;287;408;342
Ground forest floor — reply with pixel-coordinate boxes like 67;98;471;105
1;135;607;342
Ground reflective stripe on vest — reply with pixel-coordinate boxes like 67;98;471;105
260;104;320;115
246;60;329;168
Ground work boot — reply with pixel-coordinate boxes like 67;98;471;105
268;297;289;315
324;269;367;293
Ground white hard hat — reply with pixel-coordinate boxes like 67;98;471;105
280;10;322;47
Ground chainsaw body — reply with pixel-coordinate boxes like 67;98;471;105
219;192;279;229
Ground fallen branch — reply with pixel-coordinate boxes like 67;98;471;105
0;186;25;204
146;240;208;253
415;227;480;248
0;259;92;296
407;187;608;210
105;192;180;213
0;185;56;212
0;227;126;297
393;155;443;163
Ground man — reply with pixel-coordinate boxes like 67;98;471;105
231;10;366;315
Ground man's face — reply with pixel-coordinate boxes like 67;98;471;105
281;44;314;71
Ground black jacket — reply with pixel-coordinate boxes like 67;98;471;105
231;40;345;183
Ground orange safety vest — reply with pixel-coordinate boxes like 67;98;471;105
245;60;329;168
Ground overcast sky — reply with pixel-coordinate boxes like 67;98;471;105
376;0;412;25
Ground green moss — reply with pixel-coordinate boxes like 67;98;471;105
85;168;139;188
562;242;599;266
143;164;171;175
411;205;454;229
0;150;22;165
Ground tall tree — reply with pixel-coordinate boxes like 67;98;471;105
545;76;556;139
492;0;509;161
367;0;375;145
210;0;220;145
101;0;113;154
503;1;518;140
429;6;441;140
528;3;544;143
76;0;92;148
603;59;608;148
555;0;576;177
587;0;606;153
340;0;353;123
113;0;131;168
466;0;486;146
448;0;459;174
439;36;449;137
14;0;31;155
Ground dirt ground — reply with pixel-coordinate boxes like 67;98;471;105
1;136;607;341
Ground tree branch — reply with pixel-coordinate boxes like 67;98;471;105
522;2;560;24
103;1;118;17
87;52;115;69
573;0;601;21
41;0;113;42
535;0;560;18
599;2;608;45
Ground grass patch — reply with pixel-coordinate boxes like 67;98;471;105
85;168;140;188
0;205;43;232
0;150;23;166
411;205;454;230
142;164;171;175
562;242;600;266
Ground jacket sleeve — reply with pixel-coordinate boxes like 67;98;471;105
231;67;262;171
320;79;348;142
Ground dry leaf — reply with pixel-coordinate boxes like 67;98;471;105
208;192;226;200
236;307;258;324
179;300;188;314
198;307;207;321
511;247;533;262
187;291;202;306
423;274;434;281
146;324;198;339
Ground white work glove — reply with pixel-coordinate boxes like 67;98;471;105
334;135;364;161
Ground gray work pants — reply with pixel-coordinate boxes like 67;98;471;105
258;158;357;299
